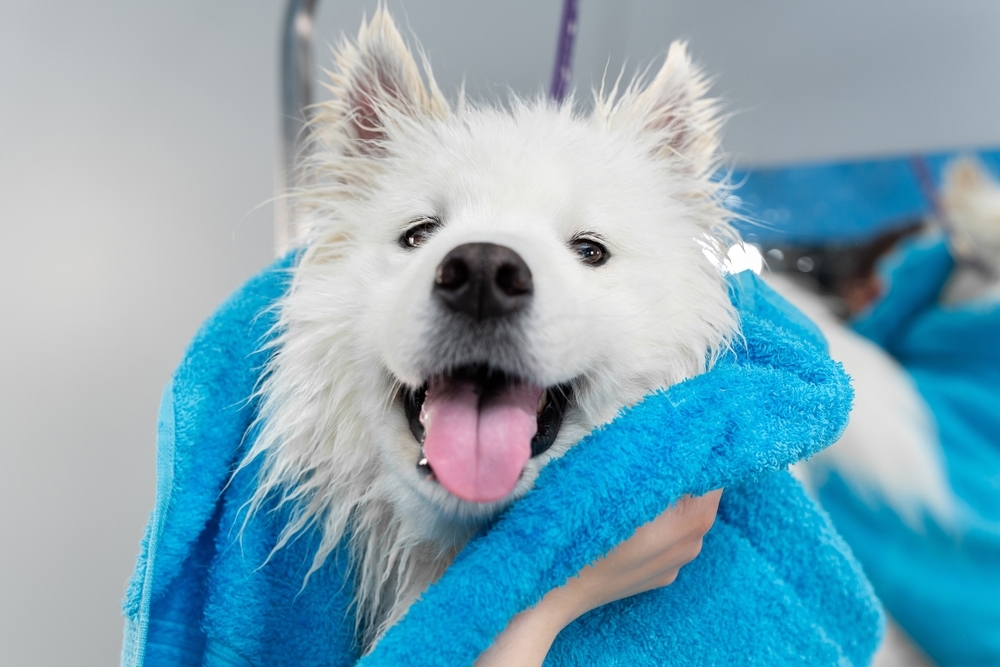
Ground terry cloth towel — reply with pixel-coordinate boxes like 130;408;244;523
822;235;1000;667
121;257;881;667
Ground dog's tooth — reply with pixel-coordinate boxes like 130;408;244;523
417;452;434;480
417;457;436;483
537;389;548;416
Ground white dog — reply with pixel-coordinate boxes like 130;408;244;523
776;156;1000;667
784;155;1000;530
939;156;1000;304
244;10;738;648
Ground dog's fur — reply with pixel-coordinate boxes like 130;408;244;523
940;156;1000;304
243;10;738;648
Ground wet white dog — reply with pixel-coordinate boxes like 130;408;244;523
785;156;1000;531
245;10;737;647
777;156;1000;667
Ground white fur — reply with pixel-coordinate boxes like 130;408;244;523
941;156;1000;304
242;9;738;648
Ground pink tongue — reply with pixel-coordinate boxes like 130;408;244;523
420;378;542;503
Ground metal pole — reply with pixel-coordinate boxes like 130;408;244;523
276;0;319;256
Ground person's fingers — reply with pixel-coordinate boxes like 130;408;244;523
626;489;722;554
690;489;723;532
602;496;717;602
672;489;723;532
559;488;724;614
636;535;704;587
649;569;681;589
593;532;708;606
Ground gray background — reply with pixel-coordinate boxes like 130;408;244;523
2;1;998;664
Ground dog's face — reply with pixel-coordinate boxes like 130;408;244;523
259;13;736;543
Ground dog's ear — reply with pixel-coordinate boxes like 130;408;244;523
321;8;447;156
944;157;987;197
601;42;720;175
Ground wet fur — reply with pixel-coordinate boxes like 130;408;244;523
243;9;737;649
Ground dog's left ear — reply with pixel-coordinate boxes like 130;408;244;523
319;9;448;157
600;42;720;175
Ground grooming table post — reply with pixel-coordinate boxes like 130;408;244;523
276;0;319;256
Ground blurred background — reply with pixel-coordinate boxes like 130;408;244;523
3;1;1000;665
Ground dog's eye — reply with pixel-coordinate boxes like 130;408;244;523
400;217;442;249
570;237;610;267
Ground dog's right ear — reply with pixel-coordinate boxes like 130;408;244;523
597;42;720;178
944;157;988;198
320;8;448;156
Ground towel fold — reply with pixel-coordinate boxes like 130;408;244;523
122;258;881;667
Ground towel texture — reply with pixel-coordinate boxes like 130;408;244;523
821;236;1000;667
122;258;881;667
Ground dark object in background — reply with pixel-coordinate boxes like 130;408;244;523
762;220;925;316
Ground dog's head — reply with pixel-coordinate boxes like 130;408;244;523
942;156;1000;274
253;11;737;542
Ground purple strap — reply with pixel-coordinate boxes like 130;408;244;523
910;156;943;221
549;0;579;103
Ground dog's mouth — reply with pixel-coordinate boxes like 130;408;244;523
402;364;571;504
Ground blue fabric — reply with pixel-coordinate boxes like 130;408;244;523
818;237;1000;667
122;259;881;667
730;148;1000;244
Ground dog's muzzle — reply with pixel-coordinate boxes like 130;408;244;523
396;243;571;503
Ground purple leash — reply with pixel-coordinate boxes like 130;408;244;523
910;155;944;223
549;0;580;103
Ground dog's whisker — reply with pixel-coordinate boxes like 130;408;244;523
380;379;405;419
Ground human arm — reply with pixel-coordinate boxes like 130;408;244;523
475;488;724;667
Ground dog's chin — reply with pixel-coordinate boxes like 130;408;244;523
392;362;574;518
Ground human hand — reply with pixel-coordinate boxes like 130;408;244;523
475;489;723;667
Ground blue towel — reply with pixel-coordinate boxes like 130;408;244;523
820;236;1000;667
122;257;881;667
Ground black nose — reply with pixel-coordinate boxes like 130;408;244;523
434;243;533;320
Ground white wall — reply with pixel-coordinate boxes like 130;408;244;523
317;0;1000;164
2;1;999;665
574;0;1000;165
0;3;280;665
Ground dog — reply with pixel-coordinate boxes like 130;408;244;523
939;156;1000;304
243;9;738;649
773;156;1000;667
781;155;1000;528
